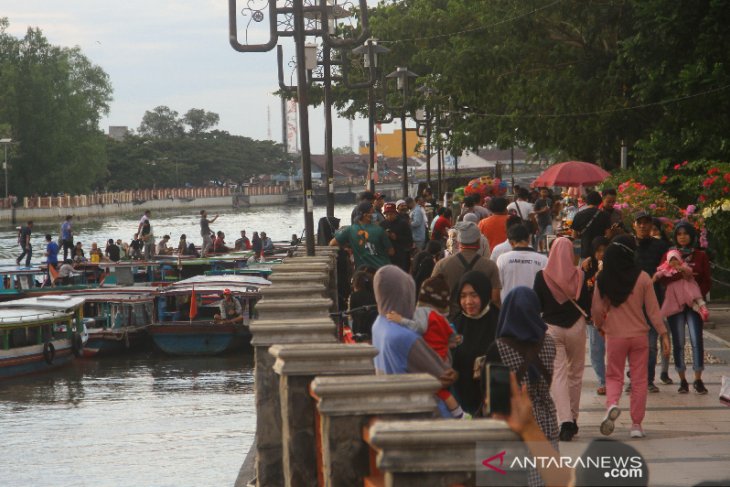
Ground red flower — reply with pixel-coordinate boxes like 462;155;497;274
708;167;720;176
659;175;668;184
699;194;707;202
673;164;681;170
724;173;730;184
702;176;718;188
682;160;688;166
724;186;729;194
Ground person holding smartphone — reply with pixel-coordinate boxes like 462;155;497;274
486;286;559;486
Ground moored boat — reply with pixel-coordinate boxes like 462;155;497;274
73;287;158;357
147;275;269;356
0;295;86;379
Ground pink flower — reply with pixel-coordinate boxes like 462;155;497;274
673;164;681;170
686;205;696;215
660;175;668;184
682;160;689;166
649;204;657;210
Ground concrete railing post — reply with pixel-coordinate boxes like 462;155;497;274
310;374;441;487
270;344;378;487
366;419;521;486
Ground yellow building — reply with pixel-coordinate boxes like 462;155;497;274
358;128;421;158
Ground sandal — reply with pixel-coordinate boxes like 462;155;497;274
597;386;606;395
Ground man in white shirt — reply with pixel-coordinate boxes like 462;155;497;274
496;223;547;301
407;196;428;250
506;188;534;223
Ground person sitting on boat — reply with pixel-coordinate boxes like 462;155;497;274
235;230;252;251
129;234;143;260
261;232;274;252
290;233;300;246
177;234;188;254
213;231;230;253
117;239;129;259
214;289;244;324
156;235;174;255
73;243;87;264
57;259;76;285
89;242;103;264
105;239;121;262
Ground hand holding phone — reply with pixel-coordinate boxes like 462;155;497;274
485;363;511;416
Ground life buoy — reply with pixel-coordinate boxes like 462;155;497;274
71;333;83;357
43;342;56;365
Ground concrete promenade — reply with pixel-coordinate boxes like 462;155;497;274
562;302;730;487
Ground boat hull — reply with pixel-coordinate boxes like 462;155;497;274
0;340;75;379
82;328;148;358
147;323;250;356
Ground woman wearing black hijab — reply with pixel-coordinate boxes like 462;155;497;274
452;270;500;415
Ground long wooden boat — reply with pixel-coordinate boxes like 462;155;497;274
71;287;158;357
0;295;86;379
146;275;270;356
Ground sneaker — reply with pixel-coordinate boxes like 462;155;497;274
625;382;631;392
678;379;689;393
648;383;660;393
559;422;576;441
460;412;473;420
630;424;645;438
699;306;710;322
660;372;673;385
600;405;621;436
694;379;708;395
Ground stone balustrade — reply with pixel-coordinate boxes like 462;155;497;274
310;374;441;487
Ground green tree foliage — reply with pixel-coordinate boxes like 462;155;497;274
183;108;220;136
335;0;730;167
138;106;185;139
0;20;112;195
104;130;286;190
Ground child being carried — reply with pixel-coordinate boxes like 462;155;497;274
654;249;709;321
386;274;467;418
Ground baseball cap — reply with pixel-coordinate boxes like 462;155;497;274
383;202;397;214
634;211;652;222
223;288;232;295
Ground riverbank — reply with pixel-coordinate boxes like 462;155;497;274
0;194;289;224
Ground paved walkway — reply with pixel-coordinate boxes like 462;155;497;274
563;303;730;487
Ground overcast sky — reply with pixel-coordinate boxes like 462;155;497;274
1;0;389;153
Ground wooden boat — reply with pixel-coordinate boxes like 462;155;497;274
72;287;158;357
0;295;86;379
0;265;90;302
146;275;270;356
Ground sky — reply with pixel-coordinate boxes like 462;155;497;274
1;0;390;153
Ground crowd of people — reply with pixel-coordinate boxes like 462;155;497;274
14;209;279;284
329;184;712;470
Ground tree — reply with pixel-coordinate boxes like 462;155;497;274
138;106;184;138
0;21;112;195
333;146;354;155
183;108;220;136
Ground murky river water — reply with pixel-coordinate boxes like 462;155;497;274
0;204;352;487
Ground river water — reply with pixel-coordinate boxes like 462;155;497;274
0;204;352;487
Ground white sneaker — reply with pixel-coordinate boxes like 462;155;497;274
630;424;645;438
600;405;621;436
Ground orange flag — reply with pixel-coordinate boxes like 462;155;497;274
189;286;198;320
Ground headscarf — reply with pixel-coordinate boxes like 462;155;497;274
374;265;416;318
457;270;493;318
673;220;697;255
496;286;547;343
543;237;583;304
596;234;642;307
462;213;479;224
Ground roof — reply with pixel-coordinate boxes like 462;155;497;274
0;295;86;312
175;275;271;287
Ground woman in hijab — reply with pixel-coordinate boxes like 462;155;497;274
657;221;711;394
490;286;558;486
533;236;590;442
371;265;457;414
592;235;670;439
452;270;500;415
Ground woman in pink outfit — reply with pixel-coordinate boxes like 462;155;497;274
592;235;670;439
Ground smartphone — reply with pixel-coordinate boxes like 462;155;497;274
485;363;511;416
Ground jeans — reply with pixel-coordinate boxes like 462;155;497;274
667;307;704;372
648;326;658;385
588;323;606;386
17;244;32;267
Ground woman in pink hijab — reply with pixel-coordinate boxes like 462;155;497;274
533;237;591;442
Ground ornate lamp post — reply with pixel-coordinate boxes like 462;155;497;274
385;66;418;198
228;0;369;255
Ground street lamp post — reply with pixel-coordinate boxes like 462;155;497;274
385;67;418;198
0;138;12;199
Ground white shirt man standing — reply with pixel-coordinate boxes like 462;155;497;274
496;223;547;301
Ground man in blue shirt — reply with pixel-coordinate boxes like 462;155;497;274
45;234;59;273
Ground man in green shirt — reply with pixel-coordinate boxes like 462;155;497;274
330;202;394;269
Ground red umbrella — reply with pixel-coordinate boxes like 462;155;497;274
531;161;611;188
